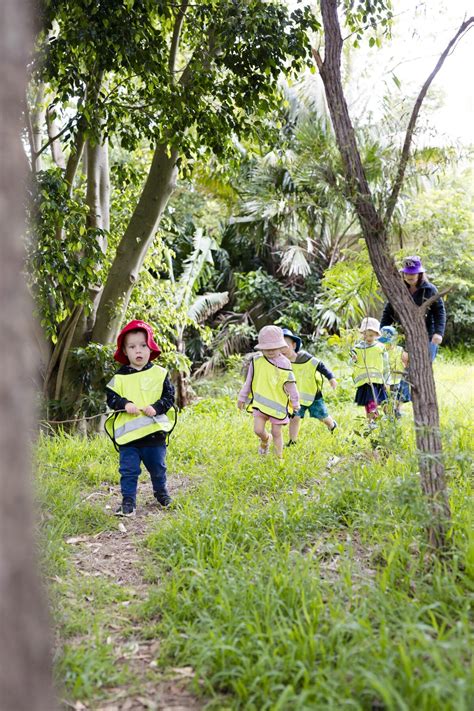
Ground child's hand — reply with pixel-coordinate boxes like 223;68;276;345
329;378;337;389
142;405;157;417
125;402;140;415
237;400;245;410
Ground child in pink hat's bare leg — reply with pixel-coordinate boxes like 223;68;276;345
237;325;299;459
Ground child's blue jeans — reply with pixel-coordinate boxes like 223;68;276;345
119;444;168;503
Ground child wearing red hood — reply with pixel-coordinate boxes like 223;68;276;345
105;320;175;516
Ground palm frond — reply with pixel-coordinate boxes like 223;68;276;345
279;245;311;277
187;291;229;324
175;229;216;310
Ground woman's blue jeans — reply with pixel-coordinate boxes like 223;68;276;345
429;342;439;361
119;445;167;502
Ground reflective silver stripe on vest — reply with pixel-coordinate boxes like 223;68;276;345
115;414;170;440
299;391;316;403
253;393;287;414
354;371;383;384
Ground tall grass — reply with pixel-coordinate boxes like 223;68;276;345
37;360;474;708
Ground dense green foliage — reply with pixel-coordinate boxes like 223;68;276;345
37;358;473;707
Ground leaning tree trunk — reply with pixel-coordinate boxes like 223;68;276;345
317;0;453;548
92;141;179;344
0;0;57;707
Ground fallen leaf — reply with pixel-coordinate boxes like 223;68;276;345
170;666;194;678
66;536;88;545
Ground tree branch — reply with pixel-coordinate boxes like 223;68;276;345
419;286;452;314
384;16;474;226
34;116;76;160
169;0;189;80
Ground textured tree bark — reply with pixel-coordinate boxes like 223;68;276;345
0;0;57;707
92;141;179;343
317;0;451;548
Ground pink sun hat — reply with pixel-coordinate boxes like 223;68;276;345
358;317;381;335
254;325;287;350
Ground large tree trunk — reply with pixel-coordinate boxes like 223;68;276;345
0;0;57;707
317;0;451;548
92;141;179;344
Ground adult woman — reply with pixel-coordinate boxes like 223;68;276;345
380;256;446;360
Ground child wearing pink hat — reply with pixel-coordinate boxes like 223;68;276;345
350;317;389;424
238;325;300;459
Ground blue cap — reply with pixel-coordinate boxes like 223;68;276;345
281;328;302;352
379;325;397;343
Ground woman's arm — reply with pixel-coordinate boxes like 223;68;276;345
380;301;395;328
430;293;446;341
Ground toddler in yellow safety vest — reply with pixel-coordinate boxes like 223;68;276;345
280;328;338;446
105;320;175;517
238;325;300;459
378;326;410;418
350;317;389;423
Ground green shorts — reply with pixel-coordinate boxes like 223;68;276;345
296;396;328;420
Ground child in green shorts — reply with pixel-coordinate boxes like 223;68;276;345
281;328;338;446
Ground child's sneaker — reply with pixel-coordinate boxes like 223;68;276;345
258;434;272;455
285;440;297;447
115;497;136;517
330;421;338;433
154;492;172;508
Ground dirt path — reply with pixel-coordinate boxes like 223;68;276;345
64;475;204;711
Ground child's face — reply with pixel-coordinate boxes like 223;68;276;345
123;331;150;369
261;348;281;359
362;329;378;343
281;337;296;359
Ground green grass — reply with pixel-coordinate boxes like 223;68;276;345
37;359;474;708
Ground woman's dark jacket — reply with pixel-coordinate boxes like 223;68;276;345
380;280;446;338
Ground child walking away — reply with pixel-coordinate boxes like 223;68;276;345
378;326;410;418
238;325;300;460
280;328;337;446
350;317;389;424
105;320;176;516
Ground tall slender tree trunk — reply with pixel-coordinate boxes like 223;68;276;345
0;0;57;707
29;82;45;173
317;0;451;548
92;141;179;344
46;106;66;169
55;137;111;416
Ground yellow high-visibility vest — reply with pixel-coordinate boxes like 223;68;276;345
386;345;404;385
351;342;387;386
247;354;296;419
105;364;175;446
292;357;323;406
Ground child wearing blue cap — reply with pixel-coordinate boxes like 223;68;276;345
378;326;410;418
281;328;337;446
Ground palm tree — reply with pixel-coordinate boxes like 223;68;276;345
171;229;229;407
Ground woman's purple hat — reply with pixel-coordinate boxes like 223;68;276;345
401;256;425;274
